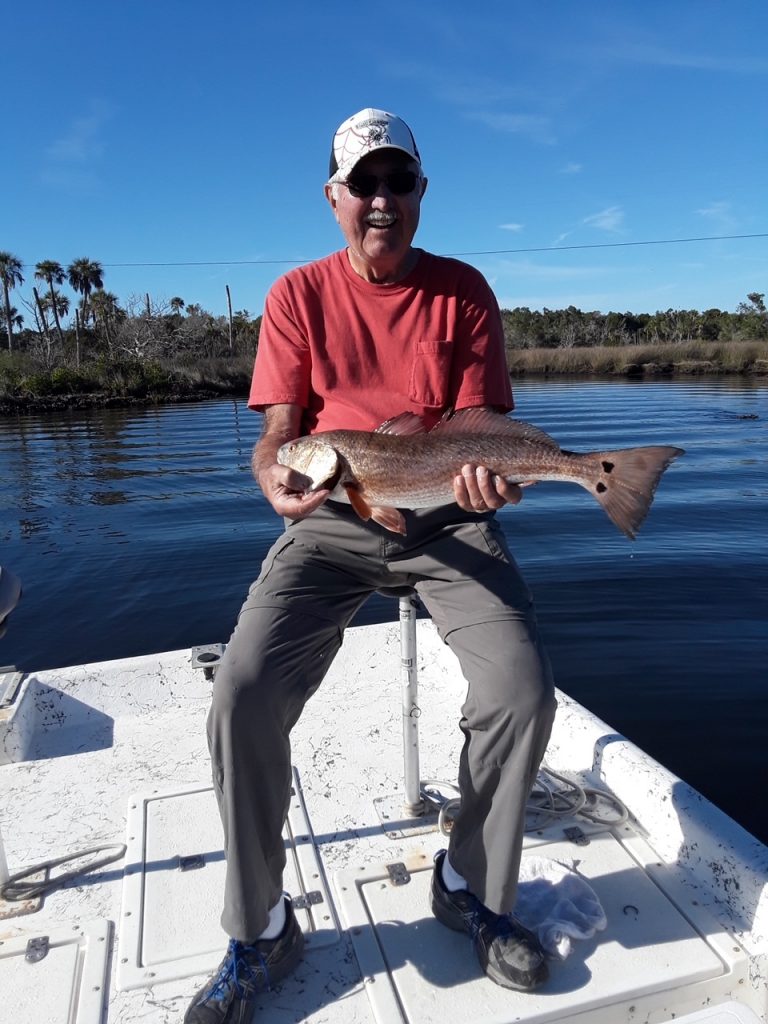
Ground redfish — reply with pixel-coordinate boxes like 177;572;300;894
277;408;683;538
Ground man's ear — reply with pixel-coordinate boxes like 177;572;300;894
420;176;428;199
324;182;339;219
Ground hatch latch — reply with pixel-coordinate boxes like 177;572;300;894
564;826;590;846
178;854;206;871
386;862;411;885
25;936;50;963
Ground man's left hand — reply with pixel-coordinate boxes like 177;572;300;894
453;464;533;513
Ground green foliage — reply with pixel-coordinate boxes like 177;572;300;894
91;358;175;396
502;299;767;354
1;279;765;410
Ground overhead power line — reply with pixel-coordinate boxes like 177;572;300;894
21;232;767;270
445;232;768;258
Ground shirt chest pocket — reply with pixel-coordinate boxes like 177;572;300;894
408;339;453;408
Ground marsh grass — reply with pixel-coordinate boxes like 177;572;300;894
1;342;766;413
506;339;767;375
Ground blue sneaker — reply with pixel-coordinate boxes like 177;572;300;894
184;898;304;1023
431;851;548;991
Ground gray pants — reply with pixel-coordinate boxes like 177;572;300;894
207;501;556;941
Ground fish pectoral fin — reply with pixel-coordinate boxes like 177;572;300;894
370;506;407;535
344;486;406;534
344;485;373;520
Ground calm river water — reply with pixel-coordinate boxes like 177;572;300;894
1;379;766;842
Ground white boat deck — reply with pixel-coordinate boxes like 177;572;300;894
0;620;766;1024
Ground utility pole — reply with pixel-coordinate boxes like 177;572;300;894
225;285;234;352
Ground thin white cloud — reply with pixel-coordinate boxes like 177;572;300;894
499;223;524;232
386;61;555;144
41;100;114;193
45;100;113;163
560;162;582;175
387;60;533;108
583;205;624;231
468;110;554;144
598;43;768;75
695;200;738;231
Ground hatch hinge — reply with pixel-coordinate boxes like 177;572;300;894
0;667;23;708
292;890;323;910
386;862;411;886
25;936;50;963
564;825;590;846
178;854;206;871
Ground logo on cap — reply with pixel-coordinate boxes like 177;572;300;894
329;108;421;180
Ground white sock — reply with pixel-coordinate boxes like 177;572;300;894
257;896;286;940
441;853;468;892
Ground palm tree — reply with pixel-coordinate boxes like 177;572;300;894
0;305;24;332
90;289;121;348
170;296;185;316
0;251;24;351
40;291;70;322
35;260;67;345
39;293;70;363
67;258;104;327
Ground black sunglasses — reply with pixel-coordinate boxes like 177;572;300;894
341;170;421;199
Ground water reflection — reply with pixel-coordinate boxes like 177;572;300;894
1;381;766;842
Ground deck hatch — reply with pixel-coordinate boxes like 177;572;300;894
335;832;745;1024
0;918;110;1024
116;769;339;990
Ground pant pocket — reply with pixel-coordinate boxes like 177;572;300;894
250;535;296;592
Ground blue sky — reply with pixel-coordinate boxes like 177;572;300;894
4;0;767;319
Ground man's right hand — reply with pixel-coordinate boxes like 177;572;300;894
257;463;331;519
253;404;331;518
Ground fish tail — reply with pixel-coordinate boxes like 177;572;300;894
581;445;684;539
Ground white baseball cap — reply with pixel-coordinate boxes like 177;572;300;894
328;108;421;181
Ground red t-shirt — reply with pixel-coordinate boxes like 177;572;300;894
248;248;513;433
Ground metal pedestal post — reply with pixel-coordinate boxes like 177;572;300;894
373;593;440;836
399;594;424;816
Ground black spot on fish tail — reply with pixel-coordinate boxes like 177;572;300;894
586;445;684;540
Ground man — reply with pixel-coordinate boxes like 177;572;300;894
185;108;556;1024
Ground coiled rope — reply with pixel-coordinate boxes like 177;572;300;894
421;764;629;837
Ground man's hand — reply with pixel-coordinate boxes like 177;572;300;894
253;404;332;519
258;463;330;519
453;464;533;513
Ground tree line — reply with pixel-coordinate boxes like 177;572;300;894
0;251;260;367
1;249;766;373
500;295;767;352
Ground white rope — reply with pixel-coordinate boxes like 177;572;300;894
419;765;628;838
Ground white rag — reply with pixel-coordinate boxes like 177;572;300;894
513;856;607;959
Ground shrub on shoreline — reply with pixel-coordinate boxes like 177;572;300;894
1;340;765;415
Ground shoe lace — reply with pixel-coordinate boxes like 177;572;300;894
467;906;519;943
208;939;271;1000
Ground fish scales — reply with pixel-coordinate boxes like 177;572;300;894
277;409;684;539
314;430;588;506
